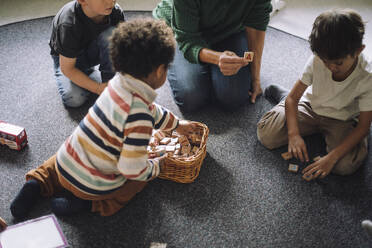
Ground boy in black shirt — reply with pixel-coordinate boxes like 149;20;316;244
49;0;125;107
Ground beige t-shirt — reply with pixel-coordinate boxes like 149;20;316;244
301;53;372;121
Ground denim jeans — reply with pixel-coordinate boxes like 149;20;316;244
167;31;252;112
52;27;116;108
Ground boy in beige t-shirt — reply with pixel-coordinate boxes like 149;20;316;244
257;9;372;180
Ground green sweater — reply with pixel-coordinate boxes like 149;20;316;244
153;0;272;64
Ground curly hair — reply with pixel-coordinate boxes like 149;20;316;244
309;9;365;60
109;18;175;78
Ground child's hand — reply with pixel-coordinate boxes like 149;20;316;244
302;155;337;181
175;120;198;136
288;134;309;162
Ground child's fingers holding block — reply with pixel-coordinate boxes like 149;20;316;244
288;163;299;173
281;151;293;160
244;51;254;62
0;217;7;232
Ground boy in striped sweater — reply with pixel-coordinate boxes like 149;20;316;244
10;19;195;217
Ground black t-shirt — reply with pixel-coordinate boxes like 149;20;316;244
49;1;125;57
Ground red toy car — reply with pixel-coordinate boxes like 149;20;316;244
0;121;28;150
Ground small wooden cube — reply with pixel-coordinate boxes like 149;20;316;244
150;242;167;248
288;163;299;173
244;51;254;62
313;156;321;162
160;137;171;145
281;152;293;160
166;145;175;152
181;145;191;155
192;146;199;153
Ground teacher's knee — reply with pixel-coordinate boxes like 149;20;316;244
174;87;209;112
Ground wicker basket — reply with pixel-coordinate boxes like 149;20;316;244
158;121;209;183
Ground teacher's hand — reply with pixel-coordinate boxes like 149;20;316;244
218;51;249;76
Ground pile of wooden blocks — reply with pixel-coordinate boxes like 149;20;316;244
281;152;321;173
147;130;202;159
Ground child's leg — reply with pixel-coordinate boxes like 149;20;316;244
10;154;64;218
320;118;368;175
83;26;116;83
257;101;320;149
90;180;147;216
51;55;91;108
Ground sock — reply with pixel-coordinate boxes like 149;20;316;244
264;84;289;104
362;220;372;236
10;179;41;219
51;196;92;216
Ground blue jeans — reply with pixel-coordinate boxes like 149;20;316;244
167;31;252;112
52;27;116;108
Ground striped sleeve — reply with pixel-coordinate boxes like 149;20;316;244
151;103;179;131
117;98;159;181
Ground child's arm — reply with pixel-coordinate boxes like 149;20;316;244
151;103;179;132
302;111;372;181
285;80;309;162
117;117;161;182
59;55;107;94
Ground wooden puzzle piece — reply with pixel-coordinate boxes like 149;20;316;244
281;152;293;160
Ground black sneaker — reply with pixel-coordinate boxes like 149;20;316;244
51;196;91;216
264;84;289;104
10;179;41;219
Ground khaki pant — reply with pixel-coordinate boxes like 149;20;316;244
257;101;368;175
26;155;147;216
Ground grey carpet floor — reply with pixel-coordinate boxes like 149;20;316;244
1;12;372;248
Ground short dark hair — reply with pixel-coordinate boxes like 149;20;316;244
109;18;175;78
309;9;365;60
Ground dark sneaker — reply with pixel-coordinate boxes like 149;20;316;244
264;84;289;104
10;179;41;219
51;196;91;216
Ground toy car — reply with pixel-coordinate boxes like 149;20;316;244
0;121;28;151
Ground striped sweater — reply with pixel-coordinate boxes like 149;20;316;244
56;74;179;196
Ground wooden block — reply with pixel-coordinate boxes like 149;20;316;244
244;51;254;62
160;137;171;145
150;242;167;248
181;145;191;155
313;156;321;162
166;145;175;152
178;135;188;143
281;152;293;160
288;163;299;173
192;146;199;154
